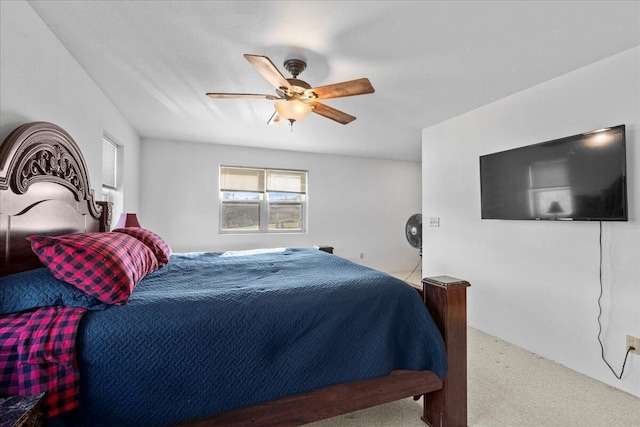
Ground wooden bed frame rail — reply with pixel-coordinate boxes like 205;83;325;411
178;370;443;427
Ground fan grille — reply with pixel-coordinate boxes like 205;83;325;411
405;214;422;249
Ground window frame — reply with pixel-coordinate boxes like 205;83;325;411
219;166;308;234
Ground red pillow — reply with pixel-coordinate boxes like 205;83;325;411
112;227;172;266
27;232;159;305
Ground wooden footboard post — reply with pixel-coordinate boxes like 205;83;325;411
421;276;470;427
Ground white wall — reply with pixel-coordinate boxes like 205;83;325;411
422;47;639;396
0;1;140;217
140;138;422;272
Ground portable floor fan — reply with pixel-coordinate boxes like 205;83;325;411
405;214;422;256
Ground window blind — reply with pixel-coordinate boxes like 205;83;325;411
267;169;307;194
220;167;307;194
102;137;118;189
219;167;265;192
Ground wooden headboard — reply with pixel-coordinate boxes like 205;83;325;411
0;122;112;276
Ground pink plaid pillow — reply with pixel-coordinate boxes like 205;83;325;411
27;233;159;305
112;227;172;266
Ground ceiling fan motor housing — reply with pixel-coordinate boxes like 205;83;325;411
283;58;307;78
277;79;313;99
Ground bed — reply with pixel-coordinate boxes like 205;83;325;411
0;122;470;426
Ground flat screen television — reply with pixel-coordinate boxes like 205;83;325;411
480;125;627;221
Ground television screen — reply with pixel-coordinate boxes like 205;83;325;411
480;125;627;221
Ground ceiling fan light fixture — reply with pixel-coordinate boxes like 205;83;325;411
275;98;312;123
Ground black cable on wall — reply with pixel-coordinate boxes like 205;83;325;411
596;221;632;379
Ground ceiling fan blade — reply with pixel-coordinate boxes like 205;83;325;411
309;102;356;125
206;92;279;100
306;78;374;100
267;110;284;125
244;54;292;90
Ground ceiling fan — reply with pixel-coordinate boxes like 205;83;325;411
206;54;375;129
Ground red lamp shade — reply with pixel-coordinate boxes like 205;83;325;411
114;213;141;229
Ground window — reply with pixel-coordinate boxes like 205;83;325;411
220;166;307;233
102;137;118;189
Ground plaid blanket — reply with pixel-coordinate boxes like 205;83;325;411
0;306;86;417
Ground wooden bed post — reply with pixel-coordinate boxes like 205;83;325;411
422;276;470;427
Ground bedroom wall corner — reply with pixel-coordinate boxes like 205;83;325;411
421;46;639;397
0;0;141;217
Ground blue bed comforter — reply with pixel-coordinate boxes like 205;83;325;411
62;248;447;426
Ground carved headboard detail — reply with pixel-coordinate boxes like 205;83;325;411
1;122;112;276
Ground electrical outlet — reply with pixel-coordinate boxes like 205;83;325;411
359;252;364;260
627;335;640;355
429;217;440;227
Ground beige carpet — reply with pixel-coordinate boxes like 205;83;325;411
308;327;640;426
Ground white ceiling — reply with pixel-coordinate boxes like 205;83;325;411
28;1;640;162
